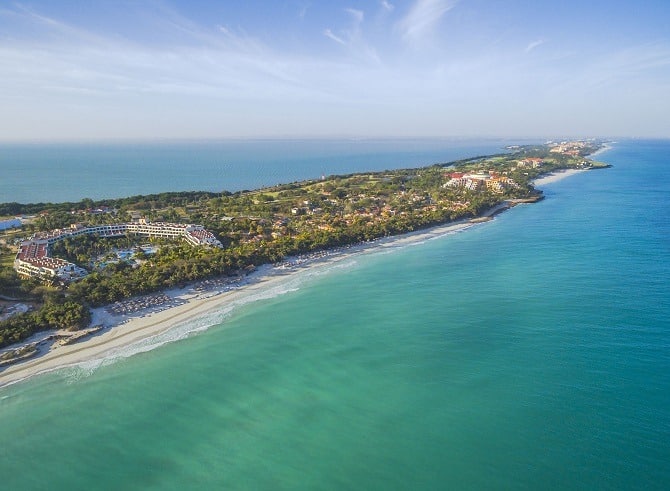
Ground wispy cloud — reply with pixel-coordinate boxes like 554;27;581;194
612;43;670;72
580;43;670;92
525;39;545;53
298;2;310;19
2;3;119;48
2;1;668;139
323;8;380;63
397;0;458;43
346;8;365;25
324;28;346;45
324;7;365;45
531;42;670;104
0;4;308;102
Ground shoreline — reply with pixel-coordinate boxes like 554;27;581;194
0;163;588;389
1;213;497;388
587;142;613;158
532;168;588;186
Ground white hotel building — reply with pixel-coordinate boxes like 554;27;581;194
14;220;223;281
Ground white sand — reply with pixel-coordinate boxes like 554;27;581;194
1;217;485;388
532;168;587;186
587;143;613;158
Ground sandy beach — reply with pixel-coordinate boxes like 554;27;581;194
587;143;613;158
532;144;612;187
1;215;491;388
532;168;587;186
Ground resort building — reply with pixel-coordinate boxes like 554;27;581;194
443;173;518;193
516;158;545;168
486;177;518;193
14;220;222;281
549;141;589;155
14;256;79;281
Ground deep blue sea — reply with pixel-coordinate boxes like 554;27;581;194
0;138;530;204
1;139;669;490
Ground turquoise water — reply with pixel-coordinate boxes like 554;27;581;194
1;140;669;489
0;138;529;203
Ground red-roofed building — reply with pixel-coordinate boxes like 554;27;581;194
14;220;222;281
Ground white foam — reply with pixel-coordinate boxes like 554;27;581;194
49;224;483;383
56;270;333;380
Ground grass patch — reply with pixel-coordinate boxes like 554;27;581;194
0;250;15;268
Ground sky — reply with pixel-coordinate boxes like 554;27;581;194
1;0;669;141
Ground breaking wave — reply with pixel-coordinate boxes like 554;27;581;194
60;257;360;381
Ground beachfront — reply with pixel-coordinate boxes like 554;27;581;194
0;165;592;387
0;215;483;387
532;168;588;186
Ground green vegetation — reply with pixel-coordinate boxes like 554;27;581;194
50;234;153;267
0;244;32;299
0;141;607;348
0;300;90;347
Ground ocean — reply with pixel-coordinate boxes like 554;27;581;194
0;138;530;204
1;139;669;490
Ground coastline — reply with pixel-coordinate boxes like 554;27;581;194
532;168;587;186
587;142;613;158
0;161;592;389
1;214;492;388
532;142;614;187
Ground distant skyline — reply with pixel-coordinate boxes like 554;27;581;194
1;0;669;141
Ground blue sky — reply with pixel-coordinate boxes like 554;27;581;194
1;0;669;141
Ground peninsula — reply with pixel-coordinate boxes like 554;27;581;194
0;140;609;380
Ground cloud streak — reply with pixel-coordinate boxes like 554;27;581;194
0;5;305;103
324;28;346;45
525;39;545;53
323;8;380;64
397;0;458;43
